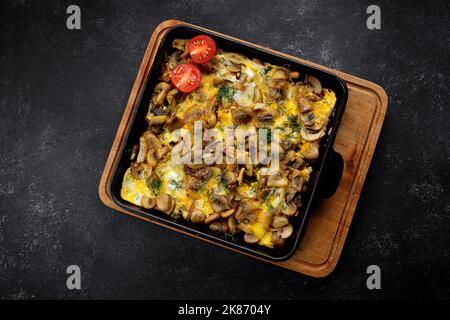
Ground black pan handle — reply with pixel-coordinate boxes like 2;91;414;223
317;149;344;199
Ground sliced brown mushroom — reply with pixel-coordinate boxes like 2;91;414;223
306;75;322;94
256;110;275;126
254;86;262;103
190;208;206;224
136;136;148;164
184;165;212;180
236;208;259;225
166;88;179;108
154;82;171;105
272;214;289;228
205;212;220;224
271;232;286;246
141;196;156;209
142;131;163;149
281;203;297;216
226;63;241;73
146;115;168;134
231;107;253;124
221;171;237;189
300;112;315;126
145;151;157;167
244;233;259;244
298;98;313;112
167;116;185;131
273;224;293;239
209;194;231;213
227;216;237;234
272;79;289;90
155;145;170;160
286;157;305;170
155;193;175;213
272;69;289;80
167;52;180;71
266;173;289;188
183;106;204;125
209;221;229;233
302;144;319;160
285;187;297;202
220;208;235;218
290;174;305;192
131;162;152;180
301;127;325;142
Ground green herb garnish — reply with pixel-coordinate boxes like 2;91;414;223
287;115;301;132
169;178;182;190
261;65;273;75
146;177;161;196
217;85;235;101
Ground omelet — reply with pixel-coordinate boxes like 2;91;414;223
121;38;337;249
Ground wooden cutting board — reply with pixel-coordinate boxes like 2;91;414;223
98;20;388;278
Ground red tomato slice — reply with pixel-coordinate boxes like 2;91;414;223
170;63;202;93
187;35;217;64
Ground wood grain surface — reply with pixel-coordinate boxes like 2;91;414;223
98;20;388;278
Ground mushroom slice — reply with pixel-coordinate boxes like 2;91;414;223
302;144;319;160
167;116;184;131
166;88;179;108
226;63;241;73
154;82;171;105
205;212;220;224
209;194;231;213
272;69;289;80
136;136;149;164
273;224;293;239
209;221;229;233
254;86;262;103
142;131;163;148
190;208;206;224
298;98;313;112
231;107;253;125
184;106;204;124
281;202;297;216
222;171;237;189
146;115;168;134
141;196;156;209
256;110;275;126
155;193;175;213
227;216;237;234
167;52;180;71
244;233;259;244
306;75;322;94
266;173;289;188
300;112;315;126
285;188;297;202
145;151;157;167
301;127;325;142
131;162;152;180
272;215;289;228
290;174;305;192
220;208;235;218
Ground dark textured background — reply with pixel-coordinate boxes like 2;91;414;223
0;0;449;299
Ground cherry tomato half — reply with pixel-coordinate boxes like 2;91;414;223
170;63;202;93
187;35;217;64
